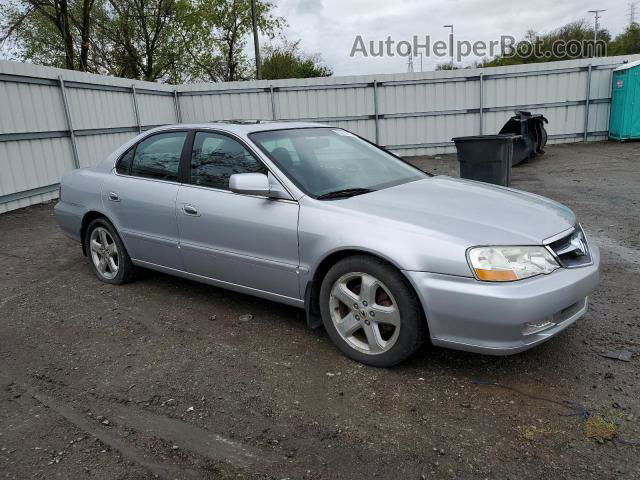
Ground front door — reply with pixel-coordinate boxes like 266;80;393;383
176;131;300;300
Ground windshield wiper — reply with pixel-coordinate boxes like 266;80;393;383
316;188;374;200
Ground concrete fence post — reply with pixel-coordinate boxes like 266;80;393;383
58;76;80;169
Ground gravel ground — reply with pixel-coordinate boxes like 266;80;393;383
1;140;639;479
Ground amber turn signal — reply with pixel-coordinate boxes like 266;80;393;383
473;269;518;281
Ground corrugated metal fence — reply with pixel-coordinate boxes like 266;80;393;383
1;54;639;213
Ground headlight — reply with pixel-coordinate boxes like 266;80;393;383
467;246;560;282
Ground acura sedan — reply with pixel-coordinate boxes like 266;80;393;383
55;122;600;367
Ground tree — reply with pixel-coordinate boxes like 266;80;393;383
97;0;188;81
261;40;332;80
183;0;285;82
435;63;459;70
0;0;285;82
1;0;101;71
479;21;611;67
609;23;640;56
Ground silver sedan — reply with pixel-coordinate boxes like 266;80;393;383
55;122;600;367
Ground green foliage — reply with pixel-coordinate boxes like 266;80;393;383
0;0;288;83
182;0;285;82
262;40;332;80
1;0;109;71
609;23;640;56
99;0;189;81
5;7;69;67
435;63;460;70
476;20;640;68
479;21;612;67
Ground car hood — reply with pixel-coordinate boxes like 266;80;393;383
336;176;575;246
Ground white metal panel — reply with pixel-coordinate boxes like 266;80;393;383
66;88;136;130
588;103;611;133
590;68;614;100
0;60;175;92
76;131;138;168
277;86;373;120
0;61;179;212
321;119;375;140
0;137;73;195
179;91;272;123
0;190;58;215
0;82;67;134
137;94;177;126
3;54;640;213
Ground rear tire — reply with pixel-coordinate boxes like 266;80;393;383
84;218;136;285
319;255;424;367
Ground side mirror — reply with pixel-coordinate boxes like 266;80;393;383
267;172;294;200
229;173;271;196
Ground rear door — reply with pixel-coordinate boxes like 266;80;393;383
176;130;301;300
102;130;189;270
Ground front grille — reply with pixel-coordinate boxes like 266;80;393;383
547;225;592;268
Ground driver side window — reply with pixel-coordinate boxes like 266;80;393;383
190;132;267;190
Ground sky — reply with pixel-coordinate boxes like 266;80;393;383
0;0;629;75
272;0;629;75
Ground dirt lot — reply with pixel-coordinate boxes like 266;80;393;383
1;140;639;479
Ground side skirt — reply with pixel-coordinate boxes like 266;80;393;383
132;259;305;309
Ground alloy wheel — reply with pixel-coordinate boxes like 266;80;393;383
89;226;119;280
329;272;401;355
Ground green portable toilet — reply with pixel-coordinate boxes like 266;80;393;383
609;60;640;141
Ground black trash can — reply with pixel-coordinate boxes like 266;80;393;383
452;134;521;187
499;111;548;165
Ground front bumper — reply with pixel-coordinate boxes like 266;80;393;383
404;243;600;355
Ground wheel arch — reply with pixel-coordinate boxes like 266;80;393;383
304;248;427;333
80;211;112;256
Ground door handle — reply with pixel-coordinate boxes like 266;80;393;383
108;192;120;202
183;204;200;216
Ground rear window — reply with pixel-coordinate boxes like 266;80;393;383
130;132;187;181
116;132;188;181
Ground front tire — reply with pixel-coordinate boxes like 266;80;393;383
84;218;136;285
319;255;424;367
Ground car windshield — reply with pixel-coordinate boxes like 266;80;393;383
249;128;427;198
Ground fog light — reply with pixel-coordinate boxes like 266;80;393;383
522;320;555;335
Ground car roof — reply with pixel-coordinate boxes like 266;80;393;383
150;121;332;135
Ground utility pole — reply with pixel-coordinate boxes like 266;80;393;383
251;0;261;80
630;2;638;25
588;9;606;57
407;46;414;73
443;25;454;67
